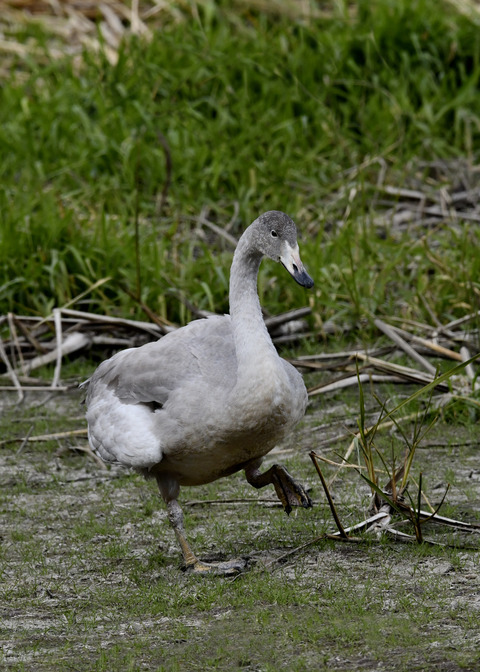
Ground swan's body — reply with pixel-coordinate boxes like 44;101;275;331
86;315;305;484
84;211;313;573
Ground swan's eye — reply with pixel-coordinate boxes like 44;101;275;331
271;230;278;238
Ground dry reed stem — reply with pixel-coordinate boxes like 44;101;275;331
374;318;437;375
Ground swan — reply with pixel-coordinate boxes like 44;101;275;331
83;210;314;573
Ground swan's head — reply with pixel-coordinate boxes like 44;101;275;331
252;211;314;289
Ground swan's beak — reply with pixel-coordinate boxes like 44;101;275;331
280;243;314;289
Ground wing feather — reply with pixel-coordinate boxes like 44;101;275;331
85;315;236;406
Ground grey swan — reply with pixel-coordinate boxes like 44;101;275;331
83;210;314;574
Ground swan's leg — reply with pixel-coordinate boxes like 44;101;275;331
166;499;202;568
245;461;312;515
165;499;246;574
156;475;246;574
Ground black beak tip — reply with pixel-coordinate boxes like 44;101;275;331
281;260;314;289
295;270;314;289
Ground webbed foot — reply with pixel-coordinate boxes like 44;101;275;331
184;557;247;575
245;462;312;514
166;498;247;575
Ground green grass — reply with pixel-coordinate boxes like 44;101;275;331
1;0;480;329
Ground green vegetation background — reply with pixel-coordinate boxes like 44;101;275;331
1;0;479;331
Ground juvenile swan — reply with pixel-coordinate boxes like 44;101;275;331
83;211;313;573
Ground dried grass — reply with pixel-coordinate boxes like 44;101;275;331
0;0;184;76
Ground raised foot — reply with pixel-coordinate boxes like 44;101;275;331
276;466;313;514
246;463;313;515
185;557;247;576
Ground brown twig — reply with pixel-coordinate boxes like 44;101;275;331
0;428;88;447
310;451;348;538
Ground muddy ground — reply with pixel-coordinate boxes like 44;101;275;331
1;384;479;671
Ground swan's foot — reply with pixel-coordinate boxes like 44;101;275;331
185;557;247;575
245;462;312;515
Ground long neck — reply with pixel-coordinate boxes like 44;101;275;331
229;232;278;379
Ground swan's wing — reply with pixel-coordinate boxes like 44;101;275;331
280;358;309;421
85;315;236;407
83;315;237;469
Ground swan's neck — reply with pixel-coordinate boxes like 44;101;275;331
229;235;278;379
